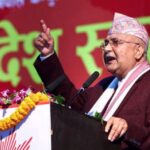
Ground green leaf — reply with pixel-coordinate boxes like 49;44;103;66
94;111;104;124
4;99;11;105
54;95;65;105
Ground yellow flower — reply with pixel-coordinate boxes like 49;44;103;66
18;107;29;116
36;92;49;102
39;93;49;102
29;93;39;104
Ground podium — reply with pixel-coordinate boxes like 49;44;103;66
51;103;121;150
0;102;121;149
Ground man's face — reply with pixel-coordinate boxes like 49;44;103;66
102;33;142;78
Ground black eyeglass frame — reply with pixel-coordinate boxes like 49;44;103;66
100;38;140;50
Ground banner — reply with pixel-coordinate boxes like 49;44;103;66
0;0;150;91
0;103;51;150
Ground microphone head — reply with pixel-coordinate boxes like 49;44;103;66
82;71;99;89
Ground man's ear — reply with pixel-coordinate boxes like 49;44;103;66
135;45;145;60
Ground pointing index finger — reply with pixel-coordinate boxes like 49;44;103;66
40;19;47;32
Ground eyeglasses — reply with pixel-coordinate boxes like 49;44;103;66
100;38;140;50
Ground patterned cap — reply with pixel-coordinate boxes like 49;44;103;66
108;13;149;47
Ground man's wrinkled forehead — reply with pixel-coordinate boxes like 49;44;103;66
108;12;149;46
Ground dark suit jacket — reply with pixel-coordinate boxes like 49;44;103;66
34;53;150;150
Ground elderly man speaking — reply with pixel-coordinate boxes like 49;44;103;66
34;13;150;149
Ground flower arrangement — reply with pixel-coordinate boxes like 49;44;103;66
0;88;30;107
0;88;52;131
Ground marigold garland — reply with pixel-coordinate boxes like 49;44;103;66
0;92;51;131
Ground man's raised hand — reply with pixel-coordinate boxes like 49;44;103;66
34;19;54;56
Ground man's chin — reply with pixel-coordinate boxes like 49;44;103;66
105;65;117;74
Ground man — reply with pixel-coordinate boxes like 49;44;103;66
34;13;150;149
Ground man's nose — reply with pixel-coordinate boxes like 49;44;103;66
103;44;113;52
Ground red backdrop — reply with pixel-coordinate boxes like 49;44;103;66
0;0;150;91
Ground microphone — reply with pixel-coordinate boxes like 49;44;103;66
78;71;100;94
68;71;99;106
83;71;100;88
45;75;65;93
